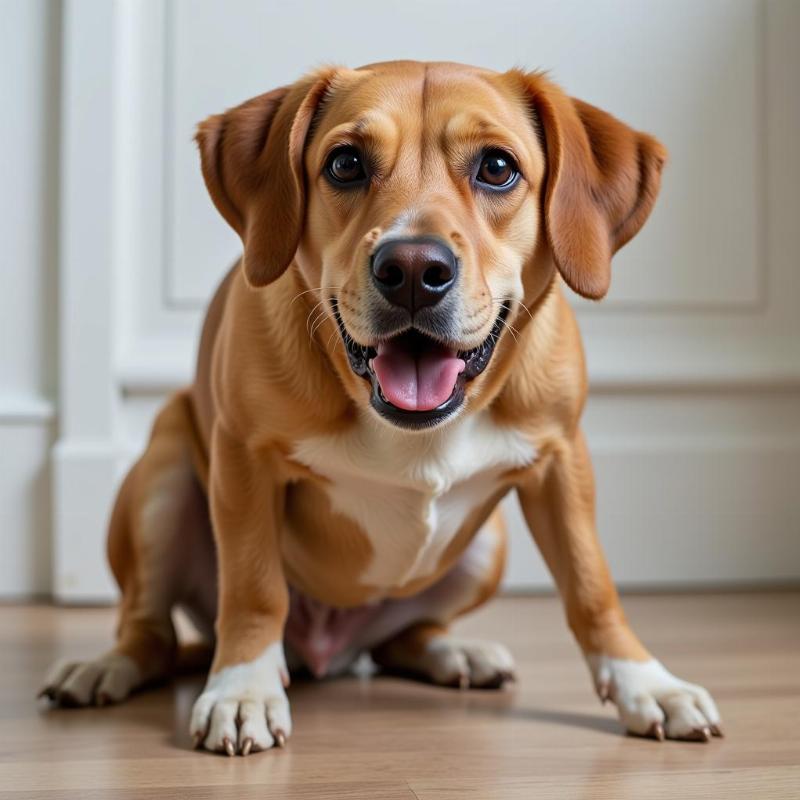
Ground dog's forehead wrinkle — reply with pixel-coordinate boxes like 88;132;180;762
420;63;431;176
352;115;371;134
446;111;502;137
340;64;505;129
319;112;397;153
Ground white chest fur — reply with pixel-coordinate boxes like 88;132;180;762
291;411;536;590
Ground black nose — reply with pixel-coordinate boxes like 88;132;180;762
371;237;458;313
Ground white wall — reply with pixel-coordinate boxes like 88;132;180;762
2;0;799;599
0;0;60;596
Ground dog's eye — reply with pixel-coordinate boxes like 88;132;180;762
326;147;367;185
476;150;518;189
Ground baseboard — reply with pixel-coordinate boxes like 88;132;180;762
503;434;800;589
0;410;53;598
51;438;123;602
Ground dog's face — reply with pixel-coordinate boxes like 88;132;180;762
196;61;666;431
299;62;547;429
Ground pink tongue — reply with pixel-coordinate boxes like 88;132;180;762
372;340;465;412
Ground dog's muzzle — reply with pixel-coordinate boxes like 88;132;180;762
333;299;509;430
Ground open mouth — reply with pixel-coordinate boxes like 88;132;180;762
332;300;509;429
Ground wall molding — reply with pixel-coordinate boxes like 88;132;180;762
0;394;55;424
503;429;800;590
51;439;120;602
52;0;120;602
116;339;800;398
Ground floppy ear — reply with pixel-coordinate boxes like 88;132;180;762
195;70;336;287
519;72;667;299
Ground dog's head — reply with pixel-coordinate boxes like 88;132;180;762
196;61;666;431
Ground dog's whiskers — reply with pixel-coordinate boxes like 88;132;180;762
498;321;519;343
291;285;342;307
515;301;534;322
309;308;330;341
326;329;341;354
496;305;519;343
488;296;534;324
305;300;329;340
481;298;522;346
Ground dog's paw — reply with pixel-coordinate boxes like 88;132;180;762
38;653;141;707
588;655;722;742
401;635;516;689
190;642;292;756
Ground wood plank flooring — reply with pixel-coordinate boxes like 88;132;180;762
1;592;798;799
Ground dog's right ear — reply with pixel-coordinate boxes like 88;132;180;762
195;70;336;288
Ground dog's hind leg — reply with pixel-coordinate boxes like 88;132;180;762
40;391;213;706
369;511;516;689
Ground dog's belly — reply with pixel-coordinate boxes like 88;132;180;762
286;410;537;597
284;586;386;677
283;520;505;678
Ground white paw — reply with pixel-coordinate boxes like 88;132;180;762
421;636;516;688
588;655;722;741
39;653;141;706
190;642;292;756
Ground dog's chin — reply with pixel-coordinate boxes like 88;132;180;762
332;301;509;431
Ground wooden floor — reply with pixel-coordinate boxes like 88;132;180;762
1;593;799;799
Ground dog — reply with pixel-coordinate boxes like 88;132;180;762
40;60;722;754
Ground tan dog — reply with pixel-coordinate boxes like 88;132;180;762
40;61;721;754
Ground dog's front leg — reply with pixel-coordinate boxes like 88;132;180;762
517;429;722;742
190;424;291;756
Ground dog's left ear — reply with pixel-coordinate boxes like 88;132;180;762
517;72;667;299
195;69;336;288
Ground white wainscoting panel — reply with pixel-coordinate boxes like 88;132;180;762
0;417;53;596
1;0;59;598
165;0;763;311
48;0;800;600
